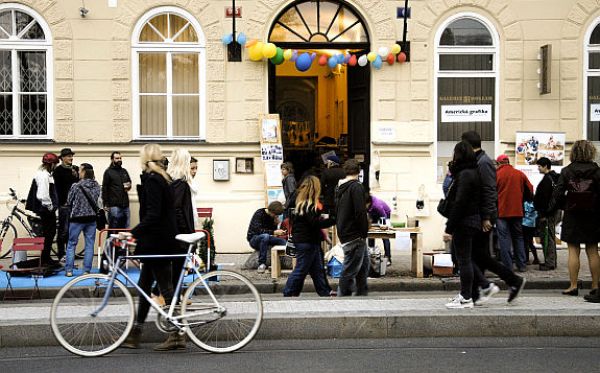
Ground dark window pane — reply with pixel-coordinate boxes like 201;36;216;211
21;22;45;40
590;52;600;70
439;54;493;71
15;11;32;35
0;50;12;92
440;18;493;46
588;76;600;141
20;94;46;135
0;10;12;39
19;51;46;92
591;24;600;45
0;94;13;135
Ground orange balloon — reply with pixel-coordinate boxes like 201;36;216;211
397;52;407;63
318;54;328;66
348;54;358;66
245;39;258;48
386;53;395;65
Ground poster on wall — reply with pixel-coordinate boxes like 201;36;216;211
441;104;492;123
591;104;600;122
515;131;565;188
260;114;282;143
261;144;284;161
266;188;285;205
265;161;282;187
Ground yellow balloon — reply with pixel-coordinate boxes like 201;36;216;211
249;42;264;61
391;44;401;55
367;52;377;62
283;49;293;61
262;43;277;59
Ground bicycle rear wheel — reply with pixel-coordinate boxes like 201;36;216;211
50;274;134;357
181;270;263;353
0;222;17;259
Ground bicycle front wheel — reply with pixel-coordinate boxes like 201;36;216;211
0;222;17;259
182;270;263;353
50;274;135;357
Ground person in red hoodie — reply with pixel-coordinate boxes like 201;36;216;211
496;154;534;272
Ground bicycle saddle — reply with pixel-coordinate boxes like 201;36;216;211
176;232;206;244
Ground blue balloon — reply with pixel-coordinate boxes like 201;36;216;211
373;55;383;69
344;54;351;64
237;32;247;46
221;33;233;45
295;52;313;72
328;56;338;69
336;54;344;64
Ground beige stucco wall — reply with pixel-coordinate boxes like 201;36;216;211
1;0;600;253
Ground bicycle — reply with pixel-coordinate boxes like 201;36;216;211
0;188;42;259
50;231;263;357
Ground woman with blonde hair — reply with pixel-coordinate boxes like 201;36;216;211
283;175;336;297
549;140;600;301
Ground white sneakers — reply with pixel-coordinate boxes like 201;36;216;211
257;264;267;273
445;294;474;309
476;283;500;306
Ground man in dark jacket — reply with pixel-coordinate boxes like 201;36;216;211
53;148;79;261
534;157;560;270
102;152;132;229
247;201;286;273
321;155;346;213
335;159;369;296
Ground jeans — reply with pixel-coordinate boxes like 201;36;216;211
338;238;370;296
108;206;130;229
472;230;521;288
56;206;70;259
367;238;391;258
65;221;96;273
283;242;332;297
249;234;286;265
452;226;479;300
497;218;526;270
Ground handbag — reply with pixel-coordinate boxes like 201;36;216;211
285;208;297;257
79;185;107;231
437;180;455;218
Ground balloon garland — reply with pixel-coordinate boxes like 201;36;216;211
222;35;407;72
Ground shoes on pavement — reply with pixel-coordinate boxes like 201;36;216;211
153;332;186;351
583;292;600;303
589;288;598;296
257;264;267;274
445;294;474;309
508;277;526;303
386;259;392;267
538;264;555;271
65;271;73;277
329;290;337;297
531;259;540;265
561;288;579;296
476;283;500;306
121;323;143;349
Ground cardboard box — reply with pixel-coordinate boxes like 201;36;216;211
423;253;454;277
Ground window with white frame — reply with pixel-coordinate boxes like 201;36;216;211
435;15;499;181
586;20;600;141
132;7;206;140
0;4;52;138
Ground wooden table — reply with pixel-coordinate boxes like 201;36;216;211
367;227;423;278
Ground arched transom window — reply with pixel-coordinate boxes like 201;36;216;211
132;7;206;140
585;20;600;141
0;4;52;138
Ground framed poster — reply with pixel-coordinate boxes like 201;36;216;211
265;161;282;187
235;158;254;174
261;144;284;161
260;114;281;143
213;159;230;181
515;132;565;188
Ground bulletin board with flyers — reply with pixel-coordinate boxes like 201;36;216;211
260;114;285;206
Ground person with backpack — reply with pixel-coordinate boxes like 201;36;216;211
534;157;561;270
548;140;600;299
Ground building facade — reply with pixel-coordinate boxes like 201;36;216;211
1;0;600;252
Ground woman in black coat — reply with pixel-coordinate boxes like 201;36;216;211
548;140;600;298
443;141;482;309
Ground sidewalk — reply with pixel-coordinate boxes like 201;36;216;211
0;291;598;348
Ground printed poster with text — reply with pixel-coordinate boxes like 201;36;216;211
515;132;565;189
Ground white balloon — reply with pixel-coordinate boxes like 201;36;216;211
358;55;368;67
378;46;390;57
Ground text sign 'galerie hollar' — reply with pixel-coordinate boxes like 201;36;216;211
441;104;492;123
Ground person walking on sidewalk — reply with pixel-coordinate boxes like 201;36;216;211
246;201;287;273
101;151;132;229
281;162;297;209
548;140;600;299
283;176;336;297
461;131;526;304
496;154;534;272
366;194;392;266
64;163;101;277
53;148;79;262
335;159;370;296
533;157;560;270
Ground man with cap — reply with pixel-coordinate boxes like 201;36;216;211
320;154;346;213
53;148;79;261
496;153;533;272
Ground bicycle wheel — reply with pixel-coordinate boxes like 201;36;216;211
50;274;135;357
181;270;263;353
0;222;17;259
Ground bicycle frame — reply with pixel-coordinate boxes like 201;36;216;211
2;200;36;237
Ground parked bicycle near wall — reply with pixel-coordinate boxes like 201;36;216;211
50;231;263;357
0;188;43;259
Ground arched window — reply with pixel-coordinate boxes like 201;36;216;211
435;14;499;179
585;20;600;141
132;7;206;140
0;4;52;138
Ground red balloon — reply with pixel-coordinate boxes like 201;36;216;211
348;54;357;66
318;54;328;66
397;52;407;63
386;53;395;65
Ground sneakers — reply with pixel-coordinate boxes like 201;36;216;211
65;271;73;277
386;259;392;267
508;277;526;303
257;264;267;274
445;294;474;309
476;283;500;305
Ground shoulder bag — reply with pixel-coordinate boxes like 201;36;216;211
79;185;107;231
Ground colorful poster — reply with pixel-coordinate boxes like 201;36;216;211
441;104;492;123
515;132;565;188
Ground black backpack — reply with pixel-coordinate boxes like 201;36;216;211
25;178;42;215
565;176;597;212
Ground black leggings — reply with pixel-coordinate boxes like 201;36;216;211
136;260;174;324
39;210;56;264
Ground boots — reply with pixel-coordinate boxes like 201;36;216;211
121;323;143;349
153;332;186;351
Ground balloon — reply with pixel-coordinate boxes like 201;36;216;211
397;51;407;63
318;54;328;66
270;47;285;65
248;42;264;61
367;52;377;62
391;43;401;55
245;39;258;48
344;54;351;64
311;52;317;61
378;47;389;57
348;54;358;66
237;32;247;46
373;55;383;69
328;56;338;69
262;43;277;59
295;52;313;72
283;49;293;60
221;33;233;45
291;50;298;62
336;54;344;64
358;54;368;67
386;53;395;65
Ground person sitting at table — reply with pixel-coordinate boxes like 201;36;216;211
366;194;392;266
246;201;287;274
